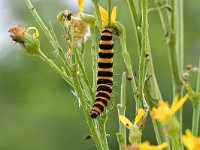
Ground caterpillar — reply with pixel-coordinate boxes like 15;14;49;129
90;26;114;118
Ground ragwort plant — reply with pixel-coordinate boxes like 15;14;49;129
9;0;200;150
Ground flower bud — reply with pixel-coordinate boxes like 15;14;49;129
129;125;141;144
9;25;40;55
165;116;180;137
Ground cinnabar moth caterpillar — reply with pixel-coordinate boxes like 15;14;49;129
90;26;114;118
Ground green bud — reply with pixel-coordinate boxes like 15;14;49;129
80;13;96;26
129;125;141;144
165;116;180;138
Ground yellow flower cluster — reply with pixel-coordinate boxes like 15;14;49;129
182;129;200;150
151;94;189;123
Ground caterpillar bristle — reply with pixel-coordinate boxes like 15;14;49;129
90;26;114;119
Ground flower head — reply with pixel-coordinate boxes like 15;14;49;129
99;6;117;26
119;109;145;144
125;142;168;150
9;25;40;55
151;94;189;123
182;129;200;150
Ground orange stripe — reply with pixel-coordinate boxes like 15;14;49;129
99;49;113;53
98;68;113;72
98;58;113;63
100;40;113;45
102;32;112;36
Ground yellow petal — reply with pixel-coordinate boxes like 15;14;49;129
99;5;108;26
119;115;133;129
151;101;170;123
27;27;39;38
111;6;117;23
134;108;145;124
140;141;168;150
78;0;84;12
170;94;189;115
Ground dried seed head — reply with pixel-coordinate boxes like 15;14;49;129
9;25;40;55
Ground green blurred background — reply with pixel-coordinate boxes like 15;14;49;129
0;0;199;149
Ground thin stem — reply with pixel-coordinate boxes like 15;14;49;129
138;0;148;108
108;0;111;26
98;115;109;150
91;0;101;26
71;67;104;150
90;26;98;91
119;29;138;108
37;49;73;87
24;0;56;50
192;58;200;136
171;136;181;150
175;0;184;74
74;48;95;101
24;0;69;69
126;0;141;50
117;72;127;150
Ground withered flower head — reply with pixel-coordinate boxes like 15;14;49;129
9;25;40;55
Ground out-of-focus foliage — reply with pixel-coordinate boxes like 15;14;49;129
0;0;199;150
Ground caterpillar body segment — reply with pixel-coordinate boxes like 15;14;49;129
90;26;114;118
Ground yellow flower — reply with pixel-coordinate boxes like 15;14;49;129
119;109;145;144
125;142;168;150
78;0;84;12
119;108;145;129
182;129;200;150
99;5;117;26
151;94;189;123
139;142;168;150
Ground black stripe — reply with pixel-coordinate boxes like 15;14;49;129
95;98;108;106
97;78;113;85
93;103;104;112
99;52;113;58
98;62;113;68
90;112;98;118
102;29;112;34
98;71;113;77
97;85;112;93
99;44;113;50
101;35;112;41
96;92;111;99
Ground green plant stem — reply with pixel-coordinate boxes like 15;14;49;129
119;30;138;109
138;0;148;108
37;49;73;87
175;0;184;74
98;115;109;150
71;67;104;150
171;136;181;150
74;47;95;100
108;0;111;26
117;72;127;150
91;0;101;26
90;26;98;91
126;0;141;50
24;0;69;70
192;58;200;136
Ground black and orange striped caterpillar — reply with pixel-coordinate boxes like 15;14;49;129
90;26;114;118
